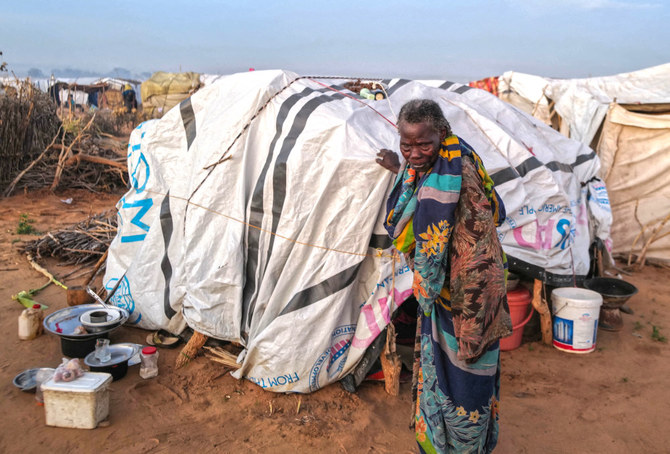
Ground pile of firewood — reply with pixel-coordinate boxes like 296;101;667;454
21;210;117;266
0;79;61;192
3;111;129;196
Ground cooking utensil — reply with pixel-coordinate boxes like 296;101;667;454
84;343;141;381
13;368;56;392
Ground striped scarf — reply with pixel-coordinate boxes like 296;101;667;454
384;135;505;317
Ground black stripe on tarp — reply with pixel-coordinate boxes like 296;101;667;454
515;156;543;176
369;234;392;250
159;192;176;318
574;150;597;167
385;79;410;96
439;81;455;90
241;86;347;332
180;98;196;149
241;88;312;330
267;91;346;255
507;254;585;287
454;85;472;94
490;151;599;187
279;262;362;316
546;161;574;173
490;167;520;187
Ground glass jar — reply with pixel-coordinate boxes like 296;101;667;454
140;346;159;379
95;338;111;363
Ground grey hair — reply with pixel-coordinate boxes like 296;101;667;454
397;99;452;136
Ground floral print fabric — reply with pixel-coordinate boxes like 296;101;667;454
385;136;512;453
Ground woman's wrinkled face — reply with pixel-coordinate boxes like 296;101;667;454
398;121;446;173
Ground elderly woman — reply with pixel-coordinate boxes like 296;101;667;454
377;99;512;453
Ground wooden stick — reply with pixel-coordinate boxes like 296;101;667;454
635;212;670;270
84;249;108;286
176;331;208;369
51;112;96;190
380;323;401;396
65;153;127;170
3;125;62;197
531;279;552;345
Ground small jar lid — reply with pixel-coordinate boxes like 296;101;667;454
142;346;157;355
32;304;41;309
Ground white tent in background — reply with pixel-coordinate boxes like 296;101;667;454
543;64;670;262
545;63;670;147
498;71;556;128
597;104;670;262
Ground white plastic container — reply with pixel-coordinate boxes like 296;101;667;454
551;287;603;354
18;304;43;340
41;372;112;429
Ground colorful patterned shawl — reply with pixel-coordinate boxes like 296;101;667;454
385;135;512;361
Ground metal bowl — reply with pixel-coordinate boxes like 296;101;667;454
44;304;129;339
44;304;129;357
13;368;55;392
79;308;123;333
84;343;141;381
584;277;638;309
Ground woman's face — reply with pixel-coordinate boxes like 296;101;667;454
398;121;446;173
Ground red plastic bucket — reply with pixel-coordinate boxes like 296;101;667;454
500;287;534;352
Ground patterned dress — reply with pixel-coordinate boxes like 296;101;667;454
384;136;512;453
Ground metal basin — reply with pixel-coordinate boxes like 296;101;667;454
584;277;638;309
43;304;129;356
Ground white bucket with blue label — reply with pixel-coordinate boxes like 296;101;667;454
551;287;603;354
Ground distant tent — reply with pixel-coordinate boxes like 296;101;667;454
8;76;142;110
480;64;670;263
141;71;201;118
544;63;670;263
545;63;670;147
597;104;670;263
498;71;558;130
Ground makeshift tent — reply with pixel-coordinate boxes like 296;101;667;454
542;64;670;262
545;63;670;147
1;76;142;110
141;71;201;118
597;104;670;261
104;70;611;393
498;71;557;129
479;65;670;262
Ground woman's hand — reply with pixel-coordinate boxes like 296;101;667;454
376;149;400;174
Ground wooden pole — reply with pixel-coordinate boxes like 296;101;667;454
380;324;401;396
531;279;552;345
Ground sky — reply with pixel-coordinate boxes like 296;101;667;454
1;0;669;83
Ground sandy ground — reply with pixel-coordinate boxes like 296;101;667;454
1;188;669;453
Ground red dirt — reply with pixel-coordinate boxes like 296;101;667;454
1;188;669;453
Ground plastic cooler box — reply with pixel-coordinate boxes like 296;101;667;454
41;371;113;429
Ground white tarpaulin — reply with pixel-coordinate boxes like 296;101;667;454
498;71;555;126
598;104;670;261
545;63;670;145
104;70;611;393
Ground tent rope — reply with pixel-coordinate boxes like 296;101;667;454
185;75;399;235
144;188;395;259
